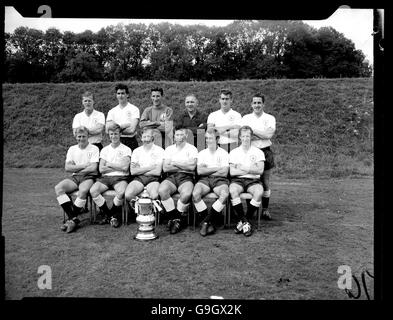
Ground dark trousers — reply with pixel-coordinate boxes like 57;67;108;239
120;136;139;151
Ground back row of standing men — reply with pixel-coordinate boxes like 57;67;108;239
55;84;276;238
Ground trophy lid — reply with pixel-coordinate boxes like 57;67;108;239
140;187;150;198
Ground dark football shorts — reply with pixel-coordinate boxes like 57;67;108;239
260;146;275;170
132;175;160;186
97;175;130;188
164;172;194;188
230;177;262;191
68;173;96;185
120;136;139;151
197;175;229;190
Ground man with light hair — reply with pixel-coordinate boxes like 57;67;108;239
72;91;105;150
124;127;164;221
207;88;242;153
54;126;99;233
158;125;198;234
240;93;276;220
192;128;229;236
229;125;265;237
90;123;131;228
106;83;140;151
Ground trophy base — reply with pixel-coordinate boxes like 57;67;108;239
134;233;159;241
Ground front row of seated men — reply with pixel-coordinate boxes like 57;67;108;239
55;123;266;237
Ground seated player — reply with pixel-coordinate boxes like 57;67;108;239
158;125;198;234
54;126;99;233
192;128;229;236
90;123;131;228
229;126;265;237
124;128;164;220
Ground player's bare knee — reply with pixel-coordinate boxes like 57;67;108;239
116;191;125;200
219;190;229;202
78;189;89;199
158;186;170;200
180;192;191;204
192;189;202;203
229;187;239;198
253;187;264;201
124;190;134;201
89;186;99;198
149;190;159;200
54;184;64;196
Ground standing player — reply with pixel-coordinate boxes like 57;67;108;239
139;87;174;149
124;128;164;220
106;83;140;151
229;126;265;237
174;94;207;149
192;128;229;236
241;93;276;220
54;126;99;233
158;125;198;234
207;88;242;153
90;123;131;228
72;91;105;151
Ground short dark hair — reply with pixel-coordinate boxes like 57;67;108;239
220;88;232;98
174;124;187;132
151;87;164;96
115;83;129;94
253;93;265;103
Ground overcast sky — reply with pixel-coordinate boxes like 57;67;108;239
4;7;374;64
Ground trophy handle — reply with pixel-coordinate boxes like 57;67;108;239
130;198;138;214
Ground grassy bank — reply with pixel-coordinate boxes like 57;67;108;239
2;78;373;177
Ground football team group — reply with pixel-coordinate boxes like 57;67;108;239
54;84;276;237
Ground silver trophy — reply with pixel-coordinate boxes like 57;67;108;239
131;188;161;241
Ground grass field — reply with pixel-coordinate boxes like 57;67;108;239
3;168;373;300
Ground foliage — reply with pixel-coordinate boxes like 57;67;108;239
4;21;372;83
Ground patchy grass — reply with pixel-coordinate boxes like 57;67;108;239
3;78;373;177
3;168;373;300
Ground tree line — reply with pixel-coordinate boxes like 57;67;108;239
4;20;372;83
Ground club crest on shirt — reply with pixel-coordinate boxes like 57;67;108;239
127;111;132;118
250;155;257;163
117;151;123;158
151;153;158;160
87;152;93;159
228;115;235;122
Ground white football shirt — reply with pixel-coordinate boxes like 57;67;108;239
240;112;276;148
131;144;164;170
164;142;198;173
229;145;265;179
66;143;99;175
100;143;132;176
72;110;105;144
207;109;242;144
107;102;140;138
197;147;229;176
